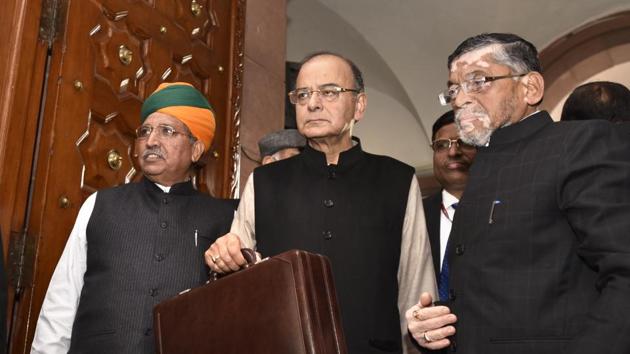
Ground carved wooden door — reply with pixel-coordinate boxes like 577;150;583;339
9;0;244;352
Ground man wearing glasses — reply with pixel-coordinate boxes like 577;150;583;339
424;110;476;310
206;52;436;353
32;82;236;353
407;33;630;354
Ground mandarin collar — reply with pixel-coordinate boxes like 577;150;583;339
141;176;196;195
302;137;365;172
488;111;552;146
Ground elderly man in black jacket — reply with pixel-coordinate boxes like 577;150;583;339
206;52;436;354
407;33;630;354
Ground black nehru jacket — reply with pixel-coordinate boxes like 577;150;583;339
254;139;415;353
447;112;630;353
69;178;235;354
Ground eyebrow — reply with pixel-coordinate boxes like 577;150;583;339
447;70;491;85
295;83;342;90
464;70;489;78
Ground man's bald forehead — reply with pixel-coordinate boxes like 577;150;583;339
299;54;352;77
297;51;365;92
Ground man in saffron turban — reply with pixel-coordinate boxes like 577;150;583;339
32;82;236;354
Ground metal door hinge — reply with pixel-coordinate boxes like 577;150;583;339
39;0;67;46
8;230;36;297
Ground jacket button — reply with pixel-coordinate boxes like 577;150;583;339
328;170;337;179
150;288;158;297
144;328;152;336
323;199;334;208
162;197;168;204
154;253;165;262
160;221;168;229
455;244;465;255
449;289;456;301
322;230;333;240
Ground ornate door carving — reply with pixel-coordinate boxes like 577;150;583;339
9;0;244;352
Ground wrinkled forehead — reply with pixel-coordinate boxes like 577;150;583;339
144;112;187;130
448;44;503;79
296;55;354;88
435;122;459;139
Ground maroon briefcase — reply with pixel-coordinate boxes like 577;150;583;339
153;249;348;354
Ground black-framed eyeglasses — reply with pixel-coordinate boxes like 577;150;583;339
431;138;476;152
288;85;361;105
135;124;193;140
438;73;527;106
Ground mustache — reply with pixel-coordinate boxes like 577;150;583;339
142;148;164;159
455;108;488;121
445;157;471;166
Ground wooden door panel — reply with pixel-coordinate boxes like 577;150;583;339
9;0;244;352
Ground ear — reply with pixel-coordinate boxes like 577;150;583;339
523;72;544;106
191;140;205;163
353;92;367;123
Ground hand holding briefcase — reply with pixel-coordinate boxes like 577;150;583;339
153;249;348;354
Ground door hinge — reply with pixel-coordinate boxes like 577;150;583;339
8;230;36;298
39;0;66;46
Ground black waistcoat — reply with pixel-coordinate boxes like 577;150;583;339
69;178;235;354
254;140;414;353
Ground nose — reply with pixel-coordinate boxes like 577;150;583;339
447;141;462;157
306;91;323;112
452;86;472;109
145;129;160;147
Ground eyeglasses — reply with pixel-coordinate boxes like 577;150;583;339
135;124;193;139
438;73;527;106
288;85;361;105
431;138;476;152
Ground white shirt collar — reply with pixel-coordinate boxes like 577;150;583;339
441;189;460;209
155;183;171;193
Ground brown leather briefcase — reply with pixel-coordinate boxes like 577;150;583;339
153;249;348;354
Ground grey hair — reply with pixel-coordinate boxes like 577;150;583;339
447;33;542;75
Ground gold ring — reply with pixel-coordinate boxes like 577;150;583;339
211;254;220;263
423;331;434;343
412;309;422;321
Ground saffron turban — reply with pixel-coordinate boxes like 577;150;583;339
141;82;216;151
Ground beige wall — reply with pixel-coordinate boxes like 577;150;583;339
287;0;630;177
238;0;287;194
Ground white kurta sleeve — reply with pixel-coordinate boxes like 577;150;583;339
398;177;438;354
31;193;96;354
229;174;257;250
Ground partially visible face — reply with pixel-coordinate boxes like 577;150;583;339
261;147;301;165
294;55;365;141
275;147;301;160
433;123;477;191
448;46;526;146
135;112;202;186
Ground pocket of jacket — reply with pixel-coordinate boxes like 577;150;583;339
74;329;116;340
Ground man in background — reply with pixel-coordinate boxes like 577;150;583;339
561;81;630;123
561;81;630;135
423;110;476;304
258;128;305;165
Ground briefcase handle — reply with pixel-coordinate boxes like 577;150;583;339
208;248;257;282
